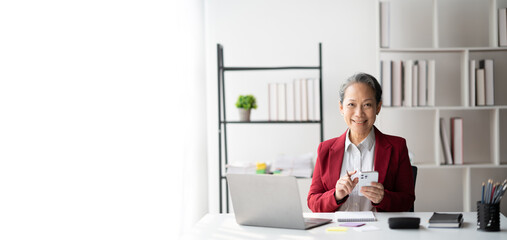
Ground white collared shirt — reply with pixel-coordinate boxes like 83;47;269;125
338;128;376;211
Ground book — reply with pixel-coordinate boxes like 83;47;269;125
286;81;294;121
268;83;278;121
412;63;419;106
307;78;315;121
476;69;486;106
403;60;413;107
479;59;494;106
469;60;476;106
314;78;320;121
301;78;309;121
439;118;453;165
451;117;463;165
278;83;287;121
392;60;402;107
381;60;392;106
427;60;435;106
418;60;427;106
380;1;390;48
335;211;376;222
499;8;507;47
428;212;463;228
294;79;301;121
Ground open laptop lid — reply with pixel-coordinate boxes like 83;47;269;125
226;174;313;230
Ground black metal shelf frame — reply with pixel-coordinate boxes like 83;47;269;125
217;43;324;213
221;120;322;124
224;66;320;71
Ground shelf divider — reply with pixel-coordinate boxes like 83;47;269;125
221;120;322;124
223;66;319;71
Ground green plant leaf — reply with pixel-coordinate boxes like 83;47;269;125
235;94;257;110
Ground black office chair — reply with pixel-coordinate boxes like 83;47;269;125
410;166;418;212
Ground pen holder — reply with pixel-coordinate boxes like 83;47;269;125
477;201;500;231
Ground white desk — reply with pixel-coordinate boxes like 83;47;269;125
184;212;506;240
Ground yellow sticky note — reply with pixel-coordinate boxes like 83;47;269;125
325;227;348;232
256;162;266;170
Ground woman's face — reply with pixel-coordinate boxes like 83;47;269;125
339;83;382;138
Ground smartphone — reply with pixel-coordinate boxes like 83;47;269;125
356;171;379;196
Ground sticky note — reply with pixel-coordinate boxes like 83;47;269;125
325;227;348;232
353;225;380;232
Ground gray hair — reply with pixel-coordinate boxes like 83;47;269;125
339;73;382;104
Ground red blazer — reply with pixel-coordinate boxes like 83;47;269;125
307;127;415;212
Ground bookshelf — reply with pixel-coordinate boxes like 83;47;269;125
376;0;507;214
216;43;324;213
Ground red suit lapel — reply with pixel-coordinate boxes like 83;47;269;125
374;126;392;184
328;130;347;184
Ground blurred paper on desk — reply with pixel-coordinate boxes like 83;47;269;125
354;225;380;232
272;152;313;178
226;162;257;174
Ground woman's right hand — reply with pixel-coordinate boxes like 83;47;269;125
335;170;359;201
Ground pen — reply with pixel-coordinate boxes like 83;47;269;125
501;181;507;202
481;179;507;204
490;184;496;204
491;180;496;203
490;180;494;203
491;183;498;204
493;183;501;203
481;182;485;204
485;180;489;204
487;180;493;204
494;183;507;204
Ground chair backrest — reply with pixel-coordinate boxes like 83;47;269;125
410;166;418;212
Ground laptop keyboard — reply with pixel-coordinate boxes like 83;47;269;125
304;217;331;229
305;217;329;223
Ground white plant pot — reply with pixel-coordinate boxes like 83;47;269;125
238;108;251;121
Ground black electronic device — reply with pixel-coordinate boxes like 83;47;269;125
388;217;420;229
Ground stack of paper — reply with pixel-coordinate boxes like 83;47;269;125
226;162;257;174
271;152;313;178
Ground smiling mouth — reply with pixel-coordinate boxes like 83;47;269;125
353;120;366;124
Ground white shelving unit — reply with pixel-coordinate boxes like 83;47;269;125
375;0;507;214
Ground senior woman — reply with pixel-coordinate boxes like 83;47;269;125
307;73;415;212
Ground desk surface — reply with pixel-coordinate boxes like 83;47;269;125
184;212;506;240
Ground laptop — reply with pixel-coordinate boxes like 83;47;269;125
226;173;332;230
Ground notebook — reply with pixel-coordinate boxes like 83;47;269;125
335;211;377;222
428;212;463;228
226;174;332;230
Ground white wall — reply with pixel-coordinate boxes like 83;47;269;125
205;0;377;213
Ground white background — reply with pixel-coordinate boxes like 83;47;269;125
0;1;207;239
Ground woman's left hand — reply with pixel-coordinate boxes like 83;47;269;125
361;182;384;204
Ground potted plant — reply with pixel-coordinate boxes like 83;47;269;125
235;95;257;121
